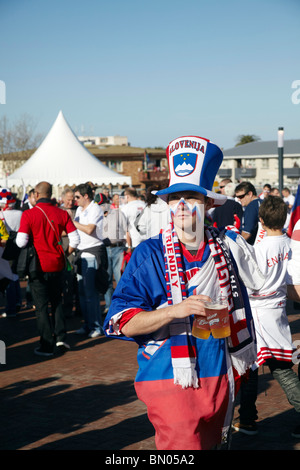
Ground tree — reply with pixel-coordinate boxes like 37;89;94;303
0;113;43;154
235;134;261;147
0;115;12;155
0;113;44;177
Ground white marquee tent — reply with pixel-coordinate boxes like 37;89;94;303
4;110;132;188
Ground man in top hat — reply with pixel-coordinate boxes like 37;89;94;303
104;136;264;450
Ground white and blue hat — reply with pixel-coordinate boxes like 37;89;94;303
156;135;227;206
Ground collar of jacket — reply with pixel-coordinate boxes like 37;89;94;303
36;198;52;204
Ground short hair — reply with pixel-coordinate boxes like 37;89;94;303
74;183;93;200
270;187;280;196
124;187;138;198
258;195;287;230
224;182;236;197
61;187;74;198
220;178;232;185
35;181;52;198
235;181;257;196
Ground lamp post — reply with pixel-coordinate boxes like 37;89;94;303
278;127;284;195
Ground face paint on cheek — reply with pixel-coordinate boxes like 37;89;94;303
169;198;193;219
169;199;205;246
169;199;204;230
191;202;204;223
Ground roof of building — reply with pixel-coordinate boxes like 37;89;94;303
88;145;166;157
223;139;300;157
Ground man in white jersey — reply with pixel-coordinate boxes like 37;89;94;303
282;187;295;212
233;196;300;438
121;187;145;251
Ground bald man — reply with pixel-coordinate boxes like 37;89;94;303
16;181;80;356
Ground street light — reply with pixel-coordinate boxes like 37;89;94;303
278;127;284;194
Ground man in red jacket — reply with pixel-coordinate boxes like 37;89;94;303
16;181;80;356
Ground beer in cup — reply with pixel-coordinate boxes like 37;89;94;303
204;296;230;339
192;314;211;339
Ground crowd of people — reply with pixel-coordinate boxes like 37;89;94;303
0;182;151;349
1;146;300;450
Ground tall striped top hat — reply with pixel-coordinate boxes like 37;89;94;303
156;135;227;205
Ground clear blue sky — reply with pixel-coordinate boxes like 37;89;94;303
1;0;299;150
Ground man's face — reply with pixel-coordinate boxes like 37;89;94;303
219;182;227;195
112;194;119;206
235;189;252;207
63;192;74;209
271;188;280;197
263;186;270;197
168;191;207;233
28;193;36;206
74;191;86;207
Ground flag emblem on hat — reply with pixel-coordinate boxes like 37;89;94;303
174;153;197;177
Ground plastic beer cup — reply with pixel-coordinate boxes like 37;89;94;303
204;296;230;339
192;315;211;339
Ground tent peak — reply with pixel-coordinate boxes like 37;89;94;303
7;111;132;187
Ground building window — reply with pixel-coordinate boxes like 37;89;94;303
245;159;256;168
108;160;123;172
261;158;269;169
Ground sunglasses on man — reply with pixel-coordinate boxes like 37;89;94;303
235;192;249;200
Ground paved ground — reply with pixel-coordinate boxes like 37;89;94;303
1;283;300;451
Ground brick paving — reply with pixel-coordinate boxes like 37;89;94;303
1;284;300;451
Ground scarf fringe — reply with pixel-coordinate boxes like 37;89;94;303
230;343;257;376
173;367;199;389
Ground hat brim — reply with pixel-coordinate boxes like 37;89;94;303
154;183;227;206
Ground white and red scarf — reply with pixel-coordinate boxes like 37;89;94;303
162;222;257;389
